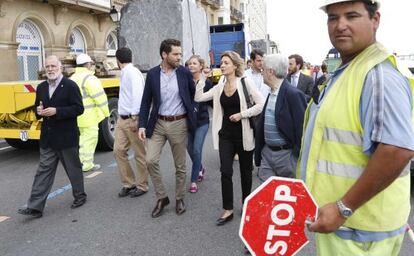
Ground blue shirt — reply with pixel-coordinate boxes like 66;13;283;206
264;88;287;146
300;60;414;242
159;68;186;116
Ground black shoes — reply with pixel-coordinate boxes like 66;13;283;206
17;208;43;218
151;197;170;218
216;213;234;226
129;188;147;198
71;197;87;209
176;199;186;215
118;186;136;197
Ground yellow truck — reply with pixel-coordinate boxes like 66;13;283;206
0;78;120;150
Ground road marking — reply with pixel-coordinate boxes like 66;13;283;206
0;146;11;151
0;216;10;222
47;184;72;200
108;155;134;168
85;171;103;179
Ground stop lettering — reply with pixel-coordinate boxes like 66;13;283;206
239;177;318;256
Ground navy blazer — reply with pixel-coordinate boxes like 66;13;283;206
286;73;314;101
35;76;84;150
139;65;196;138
255;79;307;166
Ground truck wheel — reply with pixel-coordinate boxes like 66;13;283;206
5;139;38;150
97;97;118;151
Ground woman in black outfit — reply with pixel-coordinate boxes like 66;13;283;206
194;51;264;225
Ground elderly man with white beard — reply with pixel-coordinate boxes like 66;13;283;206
18;55;86;218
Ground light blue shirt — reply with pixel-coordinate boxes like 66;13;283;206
300;60;414;242
264;88;287;146
159;68;186;116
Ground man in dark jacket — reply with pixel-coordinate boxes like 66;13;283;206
255;54;307;181
18;55;86;218
286;54;314;101
138;39;196;218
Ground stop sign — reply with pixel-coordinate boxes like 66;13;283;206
239;177;318;256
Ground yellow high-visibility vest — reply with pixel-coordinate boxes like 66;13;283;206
298;43;413;231
70;67;109;127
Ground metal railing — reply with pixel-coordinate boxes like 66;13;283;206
230;6;243;21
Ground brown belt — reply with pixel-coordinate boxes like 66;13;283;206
158;114;187;122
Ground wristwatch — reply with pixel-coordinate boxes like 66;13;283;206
336;200;353;218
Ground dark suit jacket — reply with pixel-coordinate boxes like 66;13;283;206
139;65;196;138
287;73;314;100
254;79;307;166
35;76;84;149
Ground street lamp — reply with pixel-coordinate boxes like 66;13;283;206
109;5;119;22
109;5;120;48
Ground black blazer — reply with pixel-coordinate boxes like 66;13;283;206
287;73;314;100
139;65;196;138
35;76;84;149
255;79;307;166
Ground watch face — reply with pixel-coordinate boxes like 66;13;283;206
343;209;352;217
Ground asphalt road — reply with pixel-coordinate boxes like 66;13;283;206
0;133;413;256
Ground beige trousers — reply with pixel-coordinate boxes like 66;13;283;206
113;117;148;191
146;118;187;200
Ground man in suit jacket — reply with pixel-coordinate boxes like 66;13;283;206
287;54;314;101
138;39;196;218
255;54;307;182
18;56;86;218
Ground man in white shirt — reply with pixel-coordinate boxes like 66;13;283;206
244;49;270;98
114;47;149;198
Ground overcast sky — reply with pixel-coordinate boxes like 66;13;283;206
266;0;414;65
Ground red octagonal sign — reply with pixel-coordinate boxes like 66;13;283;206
239;177;318;256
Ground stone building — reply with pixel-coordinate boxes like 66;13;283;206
0;0;126;81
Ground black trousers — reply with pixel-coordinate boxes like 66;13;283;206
27;146;87;211
219;135;253;210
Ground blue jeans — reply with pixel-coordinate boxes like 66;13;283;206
187;123;209;182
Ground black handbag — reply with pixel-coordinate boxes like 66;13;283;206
241;77;257;131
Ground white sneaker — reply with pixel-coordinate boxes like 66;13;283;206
84;164;101;172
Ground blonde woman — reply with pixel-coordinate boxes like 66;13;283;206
195;51;264;226
186;55;213;193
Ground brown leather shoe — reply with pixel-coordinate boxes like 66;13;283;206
151;197;170;218
176;199;186;215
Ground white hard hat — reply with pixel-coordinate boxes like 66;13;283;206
76;53;93;65
320;0;380;11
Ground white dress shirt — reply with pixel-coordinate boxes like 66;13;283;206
244;68;270;97
291;71;300;87
118;63;144;115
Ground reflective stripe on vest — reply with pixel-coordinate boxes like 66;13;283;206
84;101;108;109
80;74;92;98
317;159;410;179
323;127;362;146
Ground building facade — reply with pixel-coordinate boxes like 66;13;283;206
195;0;243;25
0;0;125;82
245;0;266;40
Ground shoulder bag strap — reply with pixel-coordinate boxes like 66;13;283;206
241;77;253;108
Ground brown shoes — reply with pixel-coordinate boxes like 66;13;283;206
176;199;186;215
151;197;170;218
151;197;186;217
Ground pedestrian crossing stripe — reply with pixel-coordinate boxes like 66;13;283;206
0;216;10;223
85;171;103;179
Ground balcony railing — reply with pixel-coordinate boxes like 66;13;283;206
230;6;243;21
201;0;221;9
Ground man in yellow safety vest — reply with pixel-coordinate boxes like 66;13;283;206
298;0;414;255
70;54;109;172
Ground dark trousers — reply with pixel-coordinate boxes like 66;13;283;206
27;146;87;212
219;135;253;210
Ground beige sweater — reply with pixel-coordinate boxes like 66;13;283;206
195;76;265;151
